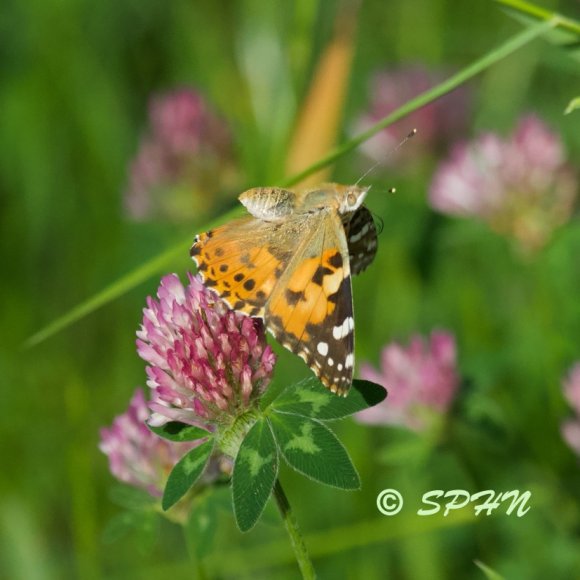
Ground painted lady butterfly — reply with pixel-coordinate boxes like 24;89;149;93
190;184;377;396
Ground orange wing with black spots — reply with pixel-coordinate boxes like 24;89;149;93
265;211;355;395
191;216;294;317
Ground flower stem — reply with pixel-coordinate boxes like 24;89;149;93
272;478;316;580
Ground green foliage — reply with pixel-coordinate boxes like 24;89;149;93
155;379;383;531
162;440;215;510
565;97;580;114
159;378;382;532
495;0;580;38
475;559;505;580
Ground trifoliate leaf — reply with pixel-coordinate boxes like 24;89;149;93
268;378;386;420
269;413;360;490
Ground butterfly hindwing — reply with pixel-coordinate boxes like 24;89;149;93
345;206;377;276
265;210;354;395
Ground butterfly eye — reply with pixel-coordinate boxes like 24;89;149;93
347;193;357;206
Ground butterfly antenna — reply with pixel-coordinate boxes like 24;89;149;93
355;128;417;186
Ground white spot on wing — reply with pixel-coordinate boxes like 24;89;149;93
332;317;354;340
317;342;329;356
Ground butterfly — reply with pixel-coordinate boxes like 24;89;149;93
190;184;378;396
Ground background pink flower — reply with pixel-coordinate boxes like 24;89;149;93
353;65;471;168
125;88;236;222
429;115;577;252
99;389;198;497
356;331;460;431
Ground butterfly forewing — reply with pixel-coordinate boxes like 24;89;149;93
191;217;293;317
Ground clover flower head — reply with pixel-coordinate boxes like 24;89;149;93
355;331;459;431
137;273;276;428
429;115;577;252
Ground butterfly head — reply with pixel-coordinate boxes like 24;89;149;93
335;184;370;216
303;183;370;215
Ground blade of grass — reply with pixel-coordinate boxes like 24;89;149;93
25;17;557;348
564;96;580;115
23;239;189;348
495;0;580;37
474;560;505;580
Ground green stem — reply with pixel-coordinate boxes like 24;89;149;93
24;18;558;348
272;478;316;580
23;240;187;348
495;0;580;37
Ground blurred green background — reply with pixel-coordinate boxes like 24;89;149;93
2;0;580;578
